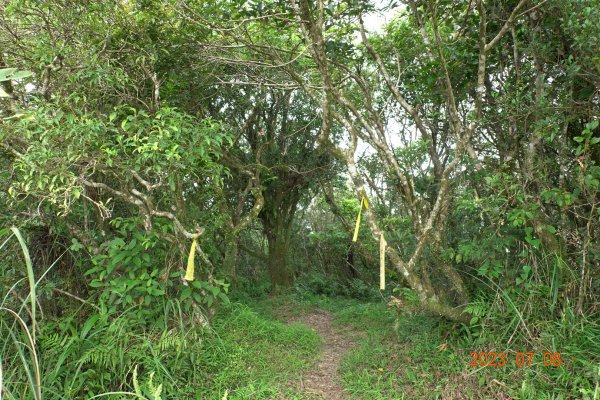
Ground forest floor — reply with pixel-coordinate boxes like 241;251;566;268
287;309;358;399
248;295;501;400
217;294;594;399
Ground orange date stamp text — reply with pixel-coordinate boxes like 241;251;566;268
469;351;562;367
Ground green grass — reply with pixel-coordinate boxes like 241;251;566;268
3;299;321;399
1;227;42;400
337;309;475;400
198;303;321;399
336;304;597;399
250;292;599;400
247;293;471;398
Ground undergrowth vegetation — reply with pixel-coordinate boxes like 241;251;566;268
1;228;320;399
256;289;599;400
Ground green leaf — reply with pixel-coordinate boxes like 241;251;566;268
0;68;17;80
192;292;203;303
191;281;203;289
478;374;487;387
111;250;129;266
81;315;100;339
89;280;103;288
11;227;36;340
11;70;33;79
218;292;230;304
70;238;84;252
586;120;599;130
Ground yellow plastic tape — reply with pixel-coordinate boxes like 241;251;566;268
380;233;386;290
184;234;198;281
352;196;368;242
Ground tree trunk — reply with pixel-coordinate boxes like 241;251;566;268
344;147;470;322
223;236;239;283
259;179;301;289
266;225;293;288
345;246;359;279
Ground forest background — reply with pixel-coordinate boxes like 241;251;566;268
0;0;598;398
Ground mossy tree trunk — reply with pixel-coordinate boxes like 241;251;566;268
260;181;301;289
222;237;240;282
265;224;293;288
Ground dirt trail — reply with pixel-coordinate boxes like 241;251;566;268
288;310;356;400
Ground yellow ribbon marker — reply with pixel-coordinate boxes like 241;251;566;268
184;234;199;281
379;233;386;290
352;196;368;242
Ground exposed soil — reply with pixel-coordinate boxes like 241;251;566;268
288;310;357;400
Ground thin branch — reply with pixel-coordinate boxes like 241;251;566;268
484;0;528;53
52;288;101;311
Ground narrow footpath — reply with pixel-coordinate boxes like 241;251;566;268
288;310;356;400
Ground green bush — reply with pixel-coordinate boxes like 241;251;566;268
347;278;380;301
294;272;382;301
233;275;272;300
295;272;342;297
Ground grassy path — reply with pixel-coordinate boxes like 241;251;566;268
238;295;590;399
289;310;357;399
261;296;484;399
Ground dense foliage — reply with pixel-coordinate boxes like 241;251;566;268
1;0;598;398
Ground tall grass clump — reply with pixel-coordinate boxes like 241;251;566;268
1;227;42;400
460;254;600;398
0;227;199;399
